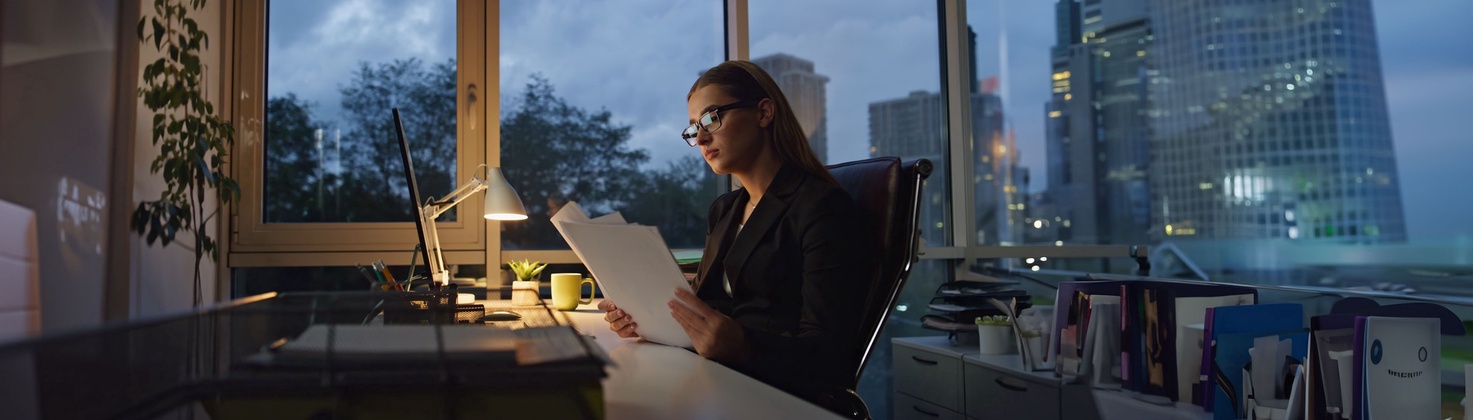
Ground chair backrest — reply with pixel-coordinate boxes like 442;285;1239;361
0;198;41;342
826;157;932;386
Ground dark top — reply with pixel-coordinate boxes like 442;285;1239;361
692;163;880;403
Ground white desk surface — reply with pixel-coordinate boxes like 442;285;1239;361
559;299;843;420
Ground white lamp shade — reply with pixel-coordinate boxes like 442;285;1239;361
482;167;528;220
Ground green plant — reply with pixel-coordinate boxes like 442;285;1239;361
132;0;238;307
505;259;547;282
974;315;1013;326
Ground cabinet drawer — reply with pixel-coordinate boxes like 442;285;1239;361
895;391;966;420
894;343;964;410
964;362;1060;420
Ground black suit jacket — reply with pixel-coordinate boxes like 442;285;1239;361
693;163;879;401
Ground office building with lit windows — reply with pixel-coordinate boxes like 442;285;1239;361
1147;0;1407;243
1047;0;1406;246
1045;0;1152;246
752;53;830;163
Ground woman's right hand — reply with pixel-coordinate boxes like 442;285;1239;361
598;299;641;338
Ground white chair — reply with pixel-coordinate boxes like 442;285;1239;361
0;198;41;342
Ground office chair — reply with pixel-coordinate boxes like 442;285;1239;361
825;157;932;419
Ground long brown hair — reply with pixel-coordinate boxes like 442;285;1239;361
689;60;837;186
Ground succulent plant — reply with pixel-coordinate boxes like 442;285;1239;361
505;259;547;282
974;315;1013;326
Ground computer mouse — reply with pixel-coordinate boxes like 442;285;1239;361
480;310;522;322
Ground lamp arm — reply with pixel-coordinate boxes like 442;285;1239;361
422;165;492;285
424;177;488;219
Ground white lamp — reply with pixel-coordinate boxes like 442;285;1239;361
420;164;526;285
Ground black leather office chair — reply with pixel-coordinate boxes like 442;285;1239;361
825;156;932;419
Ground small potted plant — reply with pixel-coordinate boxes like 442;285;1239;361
974;315;1015;355
504;259;546;306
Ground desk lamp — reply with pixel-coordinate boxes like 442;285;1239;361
421;164;526;285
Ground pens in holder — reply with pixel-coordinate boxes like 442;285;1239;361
374;260;402;291
354;263;381;290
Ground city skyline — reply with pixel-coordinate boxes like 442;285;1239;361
264;0;1473;244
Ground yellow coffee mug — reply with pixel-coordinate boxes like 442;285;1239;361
550;273;596;311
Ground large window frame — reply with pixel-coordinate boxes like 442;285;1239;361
227;0;1009;271
229;0;499;268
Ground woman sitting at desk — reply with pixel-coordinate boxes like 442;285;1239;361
598;60;879;409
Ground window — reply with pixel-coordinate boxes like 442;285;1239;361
232;1;492;268
497;1;725;261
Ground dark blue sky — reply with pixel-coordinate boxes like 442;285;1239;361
268;0;1473;244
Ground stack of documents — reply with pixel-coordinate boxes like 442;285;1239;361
551;202;694;348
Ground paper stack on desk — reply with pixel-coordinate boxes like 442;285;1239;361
551;202;694;348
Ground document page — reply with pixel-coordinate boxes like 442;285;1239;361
552;202;694;348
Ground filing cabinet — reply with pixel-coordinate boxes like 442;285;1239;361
962;355;1060;420
892;336;1065;420
893;337;967;417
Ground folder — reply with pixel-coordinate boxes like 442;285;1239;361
1122;282;1255;400
1199;303;1305;410
1210;330;1307;420
1053;280;1130;380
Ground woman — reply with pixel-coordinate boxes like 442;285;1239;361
598;60;879;408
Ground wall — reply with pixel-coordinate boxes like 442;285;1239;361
0;0;229;335
0;0;119;334
128;0;225;319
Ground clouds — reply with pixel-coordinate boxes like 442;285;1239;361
266;0;1472;242
499;0;724;167
267;0;455;123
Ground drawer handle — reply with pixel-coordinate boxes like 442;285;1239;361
912;405;941;417
910;356;938;365
994;377;1029;392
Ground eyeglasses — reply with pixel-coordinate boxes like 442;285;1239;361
681;99;761;146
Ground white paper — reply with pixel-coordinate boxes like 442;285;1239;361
552;202;694;348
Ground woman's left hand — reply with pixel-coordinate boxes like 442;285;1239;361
669;288;750;365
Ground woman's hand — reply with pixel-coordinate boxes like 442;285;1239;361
598;299;641;339
669;288;750;365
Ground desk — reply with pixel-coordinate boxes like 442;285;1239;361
0;293;840;419
562;299;843;419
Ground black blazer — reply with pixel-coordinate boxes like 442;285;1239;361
693;163;879;401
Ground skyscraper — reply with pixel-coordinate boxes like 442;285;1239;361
1045;0;1406;246
752;53;829;163
869;88;1016;245
1147;0;1407;244
1045;0;1152;246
